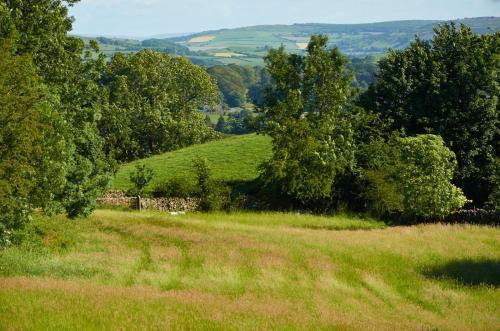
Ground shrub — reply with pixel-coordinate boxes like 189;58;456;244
193;157;231;211
363;134;467;220
0;223;12;248
129;164;154;196
152;177;195;198
485;158;499;211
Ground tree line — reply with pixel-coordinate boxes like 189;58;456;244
0;0;498;244
257;27;498;218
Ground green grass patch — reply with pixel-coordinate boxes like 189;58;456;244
0;210;499;329
112;134;272;191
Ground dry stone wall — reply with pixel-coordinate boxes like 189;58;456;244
97;191;200;212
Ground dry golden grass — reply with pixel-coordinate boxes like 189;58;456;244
189;35;216;43
212;52;245;57
0;209;498;330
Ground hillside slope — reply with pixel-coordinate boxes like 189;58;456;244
112;134;272;191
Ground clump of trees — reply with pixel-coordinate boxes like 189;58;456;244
207;64;268;108
0;0;223;244
214;109;255;135
361;23;499;208
257;26;495;220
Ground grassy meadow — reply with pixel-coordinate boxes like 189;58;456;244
0;209;499;329
112;134;272;191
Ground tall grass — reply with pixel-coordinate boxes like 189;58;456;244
0;209;499;330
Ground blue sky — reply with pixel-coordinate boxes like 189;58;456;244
70;0;500;38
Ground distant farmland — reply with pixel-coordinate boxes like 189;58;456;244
82;17;500;67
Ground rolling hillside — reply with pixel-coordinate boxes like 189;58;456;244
112;134;272;191
83;17;500;66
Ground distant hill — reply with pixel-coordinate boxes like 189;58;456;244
82;17;500;66
172;17;499;65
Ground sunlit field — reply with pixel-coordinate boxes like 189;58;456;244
112;134;272;192
1;209;498;330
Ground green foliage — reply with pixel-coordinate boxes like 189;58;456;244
129;164;154;197
101;50;221;161
207;65;247;107
259;35;354;205
193;157;230;211
152;177;195;198
363;134;467;220
1;0;111;219
214;115;227;133
0;36;72;234
348;56;378;90
485;158;500;211
112;134;272;192
0;38;42;231
226;109;255;134
207;64;266;107
362;23;499;207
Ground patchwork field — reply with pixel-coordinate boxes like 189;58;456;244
0;209;498;329
189;35;216;43
296;42;308;50
212;52;245;57
81;18;500;67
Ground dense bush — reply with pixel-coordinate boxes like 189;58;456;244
152;177;195;198
193;157;231;211
363;134;467;220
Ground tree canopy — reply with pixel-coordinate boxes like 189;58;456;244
101;50;221;161
361;23;499;207
259;35;354;205
1;0;111;218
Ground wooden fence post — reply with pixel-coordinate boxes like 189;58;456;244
137;196;142;211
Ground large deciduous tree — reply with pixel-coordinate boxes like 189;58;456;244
0;0;111;218
259;35;354;206
361;23;499;208
101;50;221;161
0;37;69;237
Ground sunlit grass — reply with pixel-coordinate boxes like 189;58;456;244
0;209;499;329
112;134;272;191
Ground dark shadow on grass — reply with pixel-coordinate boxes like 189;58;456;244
424;259;500;287
294;224;380;231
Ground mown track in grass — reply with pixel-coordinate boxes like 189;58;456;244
0;209;499;329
